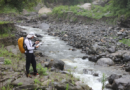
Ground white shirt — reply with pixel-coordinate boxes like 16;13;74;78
24;38;35;53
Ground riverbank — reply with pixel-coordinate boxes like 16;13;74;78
0;8;130;89
0;23;91;90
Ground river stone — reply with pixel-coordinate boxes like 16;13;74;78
11;77;34;86
108;46;116;53
78;3;91;10
88;56;98;62
108;74;122;84
47;59;65;70
6;45;20;55
112;75;130;90
38;7;52;14
125;61;130;72
0;57;4;62
123;55;130;62
97;58;114;66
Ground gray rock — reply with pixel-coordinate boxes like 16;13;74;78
112;75;130;90
0;57;4;62
108;46;116;53
108;74;122;84
97;58;114;66
47;59;65;70
11;78;34;86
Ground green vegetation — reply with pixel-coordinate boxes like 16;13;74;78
18;82;23;86
1;85;13;90
44;0;92;5
51;0;130;21
30;63;48;75
0;33;15;38
102;73;106;90
4;59;12;65
34;78;41;84
66;84;69;90
0;21;11;24
0;22;15;38
51;5;113;19
0;0;45;12
119;39;130;46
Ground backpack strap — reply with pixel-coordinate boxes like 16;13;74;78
23;37;29;53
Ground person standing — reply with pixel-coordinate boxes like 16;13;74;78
24;32;39;78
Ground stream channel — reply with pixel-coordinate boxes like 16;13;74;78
17;23;128;90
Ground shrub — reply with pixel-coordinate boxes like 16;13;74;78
4;59;12;65
30;63;47;75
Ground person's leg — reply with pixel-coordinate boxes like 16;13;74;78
31;53;37;73
25;53;31;74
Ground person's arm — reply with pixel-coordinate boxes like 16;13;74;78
25;39;35;50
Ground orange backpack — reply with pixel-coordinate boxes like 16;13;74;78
18;37;25;53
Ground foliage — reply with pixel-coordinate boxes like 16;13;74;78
119;39;130;46
18;82;23;86
0;33;15;38
34;78;41;84
1;85;13;90
30;63;47;75
44;0;92;5
52;5;113;19
4;59;12;65
0;0;44;12
0;21;11;24
51;0;130;20
102;73;106;90
66;84;69;90
0;23;15;38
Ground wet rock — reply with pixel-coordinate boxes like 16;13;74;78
47;59;65;70
88;56;98;62
97;58;114;66
112;75;130;90
105;83;112;89
108;74;122;84
93;73;99;76
34;51;44;57
82;55;89;59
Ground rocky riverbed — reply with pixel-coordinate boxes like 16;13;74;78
0;13;130;90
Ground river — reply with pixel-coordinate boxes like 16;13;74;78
17;23;128;90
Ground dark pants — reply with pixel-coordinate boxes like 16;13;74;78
25;53;37;74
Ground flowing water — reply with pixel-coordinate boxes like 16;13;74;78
17;24;128;90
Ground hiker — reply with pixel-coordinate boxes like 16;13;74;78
24;32;39;78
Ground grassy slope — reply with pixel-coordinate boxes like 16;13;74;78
50;4;130;23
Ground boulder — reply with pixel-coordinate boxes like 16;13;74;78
11;78;34;86
97;58;114;66
88;56;98;62
77;3;91;10
38;7;52;14
47;59;65;70
108;74;122;84
112;75;130;90
6;45;20;55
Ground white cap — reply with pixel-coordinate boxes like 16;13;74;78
27;32;36;38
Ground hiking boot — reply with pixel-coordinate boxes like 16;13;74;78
33;72;39;76
26;74;32;78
